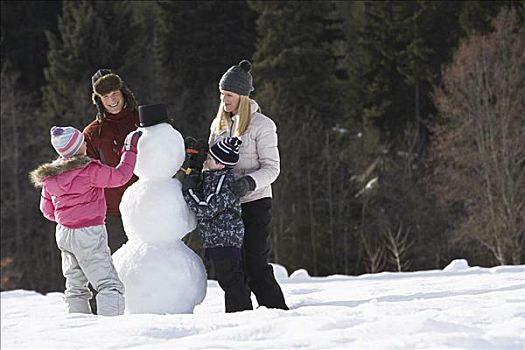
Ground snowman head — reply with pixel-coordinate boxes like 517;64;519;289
134;123;185;179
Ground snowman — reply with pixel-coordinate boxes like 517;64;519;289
112;103;207;314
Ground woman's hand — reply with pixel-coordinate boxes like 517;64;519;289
182;174;201;192
232;176;256;197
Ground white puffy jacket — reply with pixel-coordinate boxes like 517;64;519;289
209;100;280;204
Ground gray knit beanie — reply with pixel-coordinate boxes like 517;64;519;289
219;60;254;96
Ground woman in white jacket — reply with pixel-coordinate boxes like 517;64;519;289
208;60;288;310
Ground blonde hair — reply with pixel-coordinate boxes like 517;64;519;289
214;95;252;137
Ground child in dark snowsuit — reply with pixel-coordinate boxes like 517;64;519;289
182;137;252;312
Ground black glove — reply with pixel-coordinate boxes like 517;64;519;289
182;174;200;192
181;136;208;175
232;176;256;197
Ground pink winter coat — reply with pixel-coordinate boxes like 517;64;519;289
30;152;136;229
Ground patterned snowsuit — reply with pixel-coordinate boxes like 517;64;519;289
183;169;244;249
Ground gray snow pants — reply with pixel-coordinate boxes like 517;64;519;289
55;224;125;316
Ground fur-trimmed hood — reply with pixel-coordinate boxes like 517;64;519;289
30;155;92;187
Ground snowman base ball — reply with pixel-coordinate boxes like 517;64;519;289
113;240;206;314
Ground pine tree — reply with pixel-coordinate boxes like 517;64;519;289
43;0;146;127
128;1;164;105
249;1;349;275
349;1;488;167
155;0;257;139
1;63;62;292
0;1;61;94
347;2;414;143
459;0;524;36
340;1;468;272
250;1;345;125
393;1;464;159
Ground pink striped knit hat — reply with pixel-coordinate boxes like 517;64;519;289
50;126;85;158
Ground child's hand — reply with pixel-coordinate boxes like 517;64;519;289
182;174;200;192
123;130;143;153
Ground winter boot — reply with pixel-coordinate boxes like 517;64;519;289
96;289;125;316
65;296;92;314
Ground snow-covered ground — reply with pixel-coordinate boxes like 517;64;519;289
1;259;524;350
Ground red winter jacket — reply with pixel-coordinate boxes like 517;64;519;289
83;108;139;215
30;152;137;229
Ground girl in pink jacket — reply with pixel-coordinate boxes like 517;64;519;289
30;126;141;316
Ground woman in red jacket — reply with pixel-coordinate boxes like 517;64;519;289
83;69;139;253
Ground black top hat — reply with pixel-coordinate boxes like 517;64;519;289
138;104;170;127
